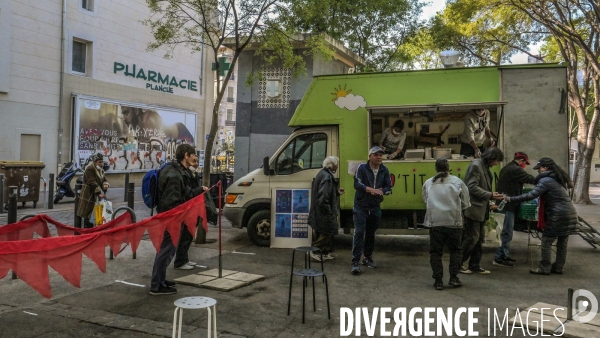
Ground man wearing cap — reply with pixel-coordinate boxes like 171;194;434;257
493;152;536;267
351;146;393;274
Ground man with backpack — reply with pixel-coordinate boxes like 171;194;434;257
149;144;207;295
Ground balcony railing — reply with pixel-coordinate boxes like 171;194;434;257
226;97;235;103
225;120;236;126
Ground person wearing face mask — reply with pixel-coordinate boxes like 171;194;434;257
77;153;109;228
378;119;406;160
308;156;345;262
493;152;535;268
172;157;209;270
505;158;577;275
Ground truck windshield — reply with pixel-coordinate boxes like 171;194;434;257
275;133;327;175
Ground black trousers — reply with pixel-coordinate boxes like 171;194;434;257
461;217;485;270
174;223;194;268
429;227;463;280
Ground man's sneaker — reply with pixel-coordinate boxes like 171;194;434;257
551;268;563;275
459;265;472;274
361;257;378;268
186;261;197;266
174;264;194;270
472;267;490;274
493;259;515;268
164;280;177;287
434;280;444;291
530;268;550;275
322;254;335;260
504;257;516;263
149;286;177;296
309;252;323;262
351;262;361;275
448;276;463;287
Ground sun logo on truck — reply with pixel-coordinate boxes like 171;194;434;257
331;84;352;100
331;84;367;111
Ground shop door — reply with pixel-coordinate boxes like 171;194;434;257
20;134;41;161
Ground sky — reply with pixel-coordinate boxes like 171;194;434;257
419;0;537;64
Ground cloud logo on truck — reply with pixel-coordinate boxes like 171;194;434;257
332;84;366;111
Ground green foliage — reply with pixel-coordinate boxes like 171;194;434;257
277;0;424;72
425;0;543;66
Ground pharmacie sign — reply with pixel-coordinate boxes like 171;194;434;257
113;62;198;94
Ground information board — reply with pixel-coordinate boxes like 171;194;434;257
270;188;312;248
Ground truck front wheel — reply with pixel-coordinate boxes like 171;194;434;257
247;210;271;247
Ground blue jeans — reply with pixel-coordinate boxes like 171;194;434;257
495;211;515;260
352;207;381;263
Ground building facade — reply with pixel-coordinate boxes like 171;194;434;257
0;0;214;187
228;35;364;180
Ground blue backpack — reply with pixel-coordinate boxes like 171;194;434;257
142;162;169;212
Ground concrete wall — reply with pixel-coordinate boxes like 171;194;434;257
233;49;351;180
0;0;62;183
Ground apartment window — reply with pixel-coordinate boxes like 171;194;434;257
81;0;94;11
72;40;87;74
226;109;233;121
227;86;234;102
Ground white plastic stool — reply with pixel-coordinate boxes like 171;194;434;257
172;296;217;338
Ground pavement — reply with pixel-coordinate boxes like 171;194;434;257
1;186;600;337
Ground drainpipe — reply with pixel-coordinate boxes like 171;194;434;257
57;0;67;173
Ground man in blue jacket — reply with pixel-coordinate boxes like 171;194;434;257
351;146;392;274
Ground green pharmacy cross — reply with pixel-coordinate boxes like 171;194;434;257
212;57;231;76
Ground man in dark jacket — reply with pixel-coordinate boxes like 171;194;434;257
308;156;345;262
150;144;206;295
461;147;505;275
507;157;577;275
493;152;535;267
351;146;392;274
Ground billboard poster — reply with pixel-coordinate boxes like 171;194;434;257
74;96;197;172
270;188;312;248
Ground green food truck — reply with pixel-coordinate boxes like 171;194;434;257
223;64;569;246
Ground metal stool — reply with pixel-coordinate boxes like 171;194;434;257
287;247;330;323
172;296;217;338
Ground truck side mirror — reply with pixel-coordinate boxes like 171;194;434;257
263;156;271;176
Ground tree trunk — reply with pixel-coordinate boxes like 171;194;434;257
572;147;593;204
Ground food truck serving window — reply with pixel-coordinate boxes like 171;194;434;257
275;133;327;175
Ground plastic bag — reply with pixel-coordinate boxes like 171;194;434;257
93;200;104;226
102;200;113;224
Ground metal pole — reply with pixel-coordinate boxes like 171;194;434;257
124;172;130;202
127;182;134;210
48;173;55;209
0;174;4;214
218;181;222;278
74;183;82;228
8;186;18;279
567;288;574;321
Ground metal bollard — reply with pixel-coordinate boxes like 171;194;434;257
124;172;130;202
48;173;55;209
8;186;18;279
0;173;4;215
110;206;137;260
127;182;134;210
567;288;574;321
74;183;82;228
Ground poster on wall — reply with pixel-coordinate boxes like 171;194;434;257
73;95;197;172
270;188;312;248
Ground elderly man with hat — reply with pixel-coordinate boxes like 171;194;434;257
77;153;109;228
351;146;393;275
493;152;535;267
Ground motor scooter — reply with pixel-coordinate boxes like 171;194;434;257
53;161;83;204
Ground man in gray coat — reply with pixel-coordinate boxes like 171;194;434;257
461;148;505;275
308;156;345;261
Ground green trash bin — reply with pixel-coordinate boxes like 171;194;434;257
0;161;45;208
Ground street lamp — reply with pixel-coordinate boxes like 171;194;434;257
439;50;461;68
